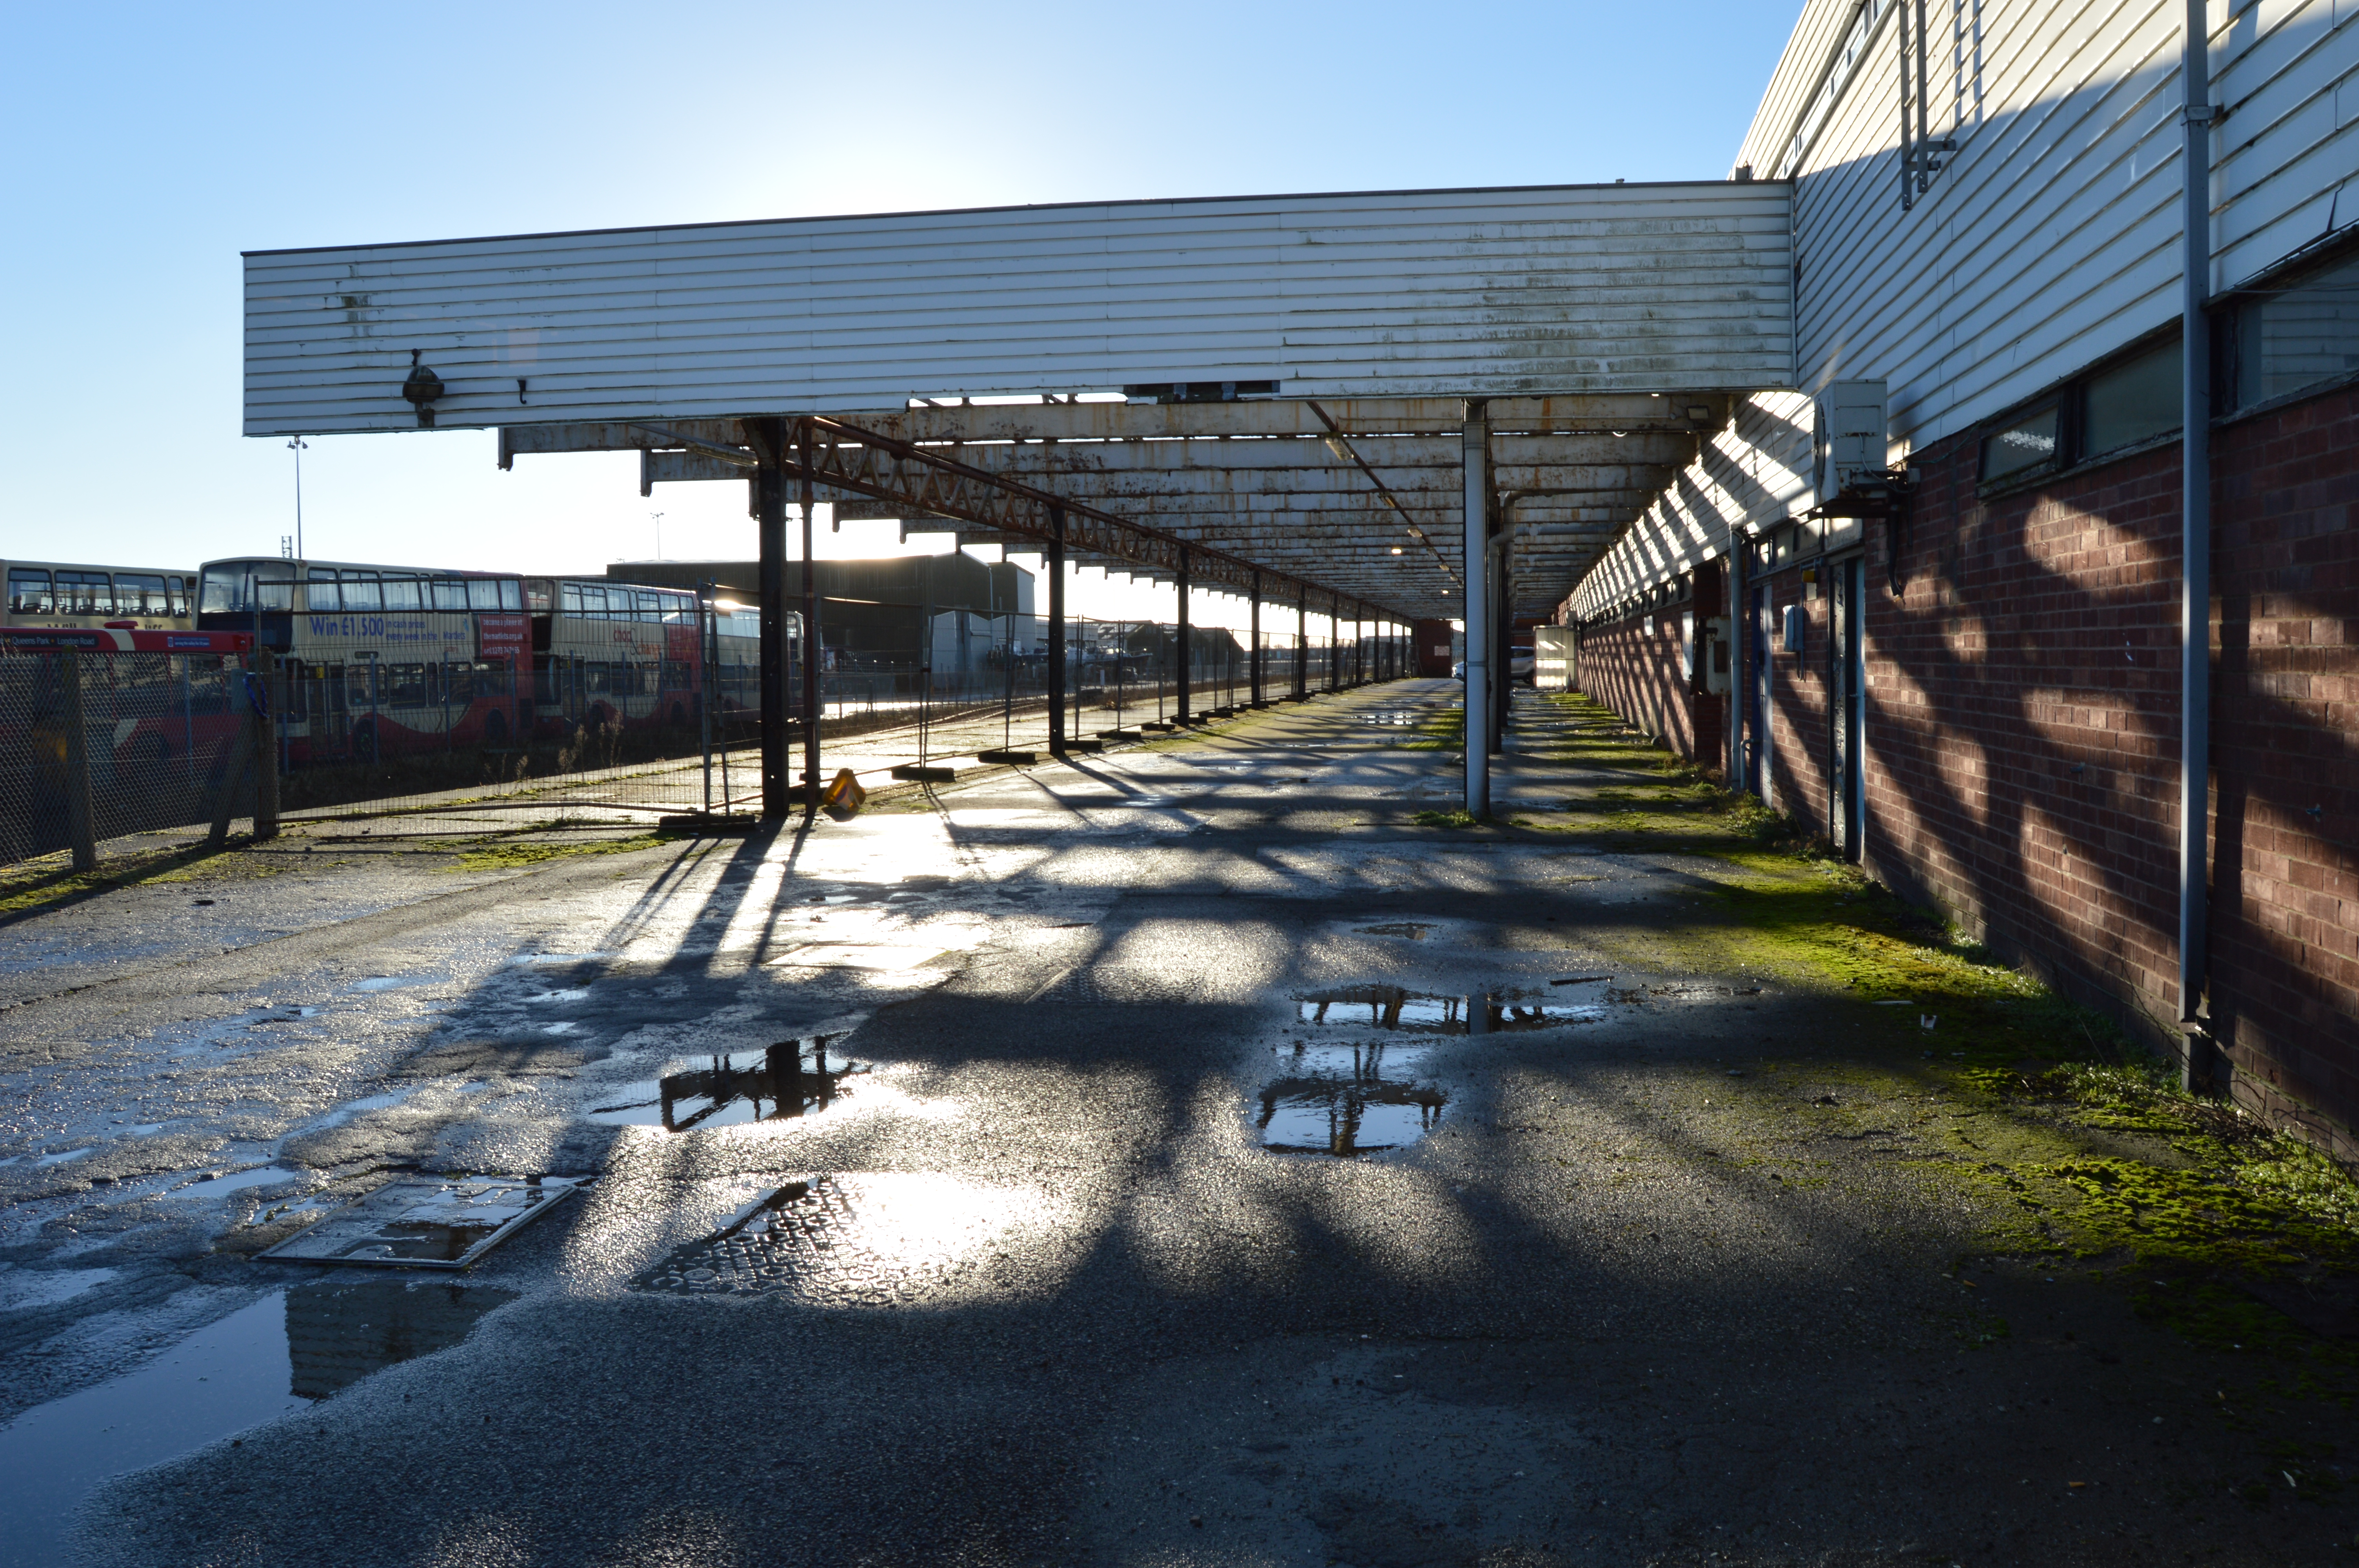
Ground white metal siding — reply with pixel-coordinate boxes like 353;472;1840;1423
243;184;1794;436
1576;0;2359;616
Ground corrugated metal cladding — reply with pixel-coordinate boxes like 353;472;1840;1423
1574;0;2359;618
242;183;1793;436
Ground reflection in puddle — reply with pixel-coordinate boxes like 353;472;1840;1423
0;1279;512;1566
260;1176;585;1269
1295;985;1603;1034
284;1278;516;1398
586;1037;859;1132
1258;1041;1445;1158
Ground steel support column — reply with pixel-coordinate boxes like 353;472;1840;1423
1463;404;1491;816
1048;505;1068;754
799;421;822;804
1176;545;1192;723
1249;570;1263;706
1295;597;1308;699
751;418;790;819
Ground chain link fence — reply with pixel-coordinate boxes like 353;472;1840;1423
3;612;1412;862
1;651;258;865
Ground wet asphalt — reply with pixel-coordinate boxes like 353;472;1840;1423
0;681;2346;1566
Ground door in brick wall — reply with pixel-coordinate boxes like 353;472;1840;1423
1829;556;1865;860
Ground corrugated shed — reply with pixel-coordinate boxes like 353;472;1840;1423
244;183;1794;436
1576;0;2359;615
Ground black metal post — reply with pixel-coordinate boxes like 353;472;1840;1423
754;419;789;820
1047;505;1067;754
799;421;822;804
1295;595;1308;699
1175;546;1192;724
1249;571;1263;707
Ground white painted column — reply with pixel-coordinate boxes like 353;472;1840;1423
1463;403;1490;816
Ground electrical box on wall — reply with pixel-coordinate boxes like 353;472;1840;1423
1816;380;1888;500
1702;616;1732;695
1783;604;1808;659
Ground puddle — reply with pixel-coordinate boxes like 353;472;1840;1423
350;975;431;993
530;988;592;1004
769;943;956;972
259;1175;586;1268
1354;922;1434;940
173;1165;307;1201
35;1149;92;1167
0;1279;513;1567
0;1266;118;1312
1257;1041;1446;1158
308;1089;415;1130
509;952;611;966
585;1038;859;1132
1294;985;1605;1034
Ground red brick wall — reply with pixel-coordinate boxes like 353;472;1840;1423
1573;563;1725;770
1570;383;2358;1156
1871;386;2359;1155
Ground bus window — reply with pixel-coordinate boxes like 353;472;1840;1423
115;573;170;616
56;571;113;616
341;572;384;612
474;660;511;697
386;663;429;706
466;579;503;611
382;574;423;612
423;578;461;612
170;576;190;617
307;569;341;612
500;580;522;611
346;663;380;707
8;567;53;615
661;660;691;691
525;579;553;613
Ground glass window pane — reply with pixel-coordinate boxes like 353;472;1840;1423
9;568;53;615
2238;249;2359;407
560;582;582;614
382;575;423;611
1981;404;2059;481
307;568;341;612
499;580;522;611
340;572;383;612
467;578;503;610
431;578;469;611
580;585;608;617
2084;339;2181;456
254;573;294;612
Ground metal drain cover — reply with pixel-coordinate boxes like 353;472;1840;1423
634;1177;852;1297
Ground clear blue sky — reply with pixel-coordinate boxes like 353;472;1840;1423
0;2;1799;606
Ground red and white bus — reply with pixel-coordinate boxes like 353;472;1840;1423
523;577;775;739
196;557;529;763
6;560;196;632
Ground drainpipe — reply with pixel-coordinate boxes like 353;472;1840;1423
1728;527;1749;791
2179;0;2215;1083
1463;402;1491;816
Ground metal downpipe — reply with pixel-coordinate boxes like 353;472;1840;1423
2179;0;2215;1077
1463;404;1491;815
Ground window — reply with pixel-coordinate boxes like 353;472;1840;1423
307;568;341;612
340;571;383;612
169;576;190;616
2232;248;2359;410
560;582;585;615
56;571;113;615
2082;340;2181;457
466;578;504;611
9;568;52;615
430;578;469;612
1979;404;2059;483
382;574;423;612
115;573;171;615
386;663;430;707
201;563;292;613
499;580;522;611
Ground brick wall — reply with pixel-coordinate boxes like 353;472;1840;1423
1571;381;2359;1157
1573;563;1725;769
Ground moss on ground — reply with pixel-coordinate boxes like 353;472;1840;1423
1545;686;2359;1304
447;826;682;871
0;840;279;918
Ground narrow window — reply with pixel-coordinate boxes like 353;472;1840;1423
1979;404;2059;483
2081;339;2181;457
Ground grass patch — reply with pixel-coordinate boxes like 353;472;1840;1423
448;829;682;872
0;840;267;920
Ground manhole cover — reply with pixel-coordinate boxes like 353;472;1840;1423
635;1178;851;1296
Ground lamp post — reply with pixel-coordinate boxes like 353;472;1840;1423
286;436;308;558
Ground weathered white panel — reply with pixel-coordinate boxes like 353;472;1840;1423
1578;0;2359;616
243;183;1794;436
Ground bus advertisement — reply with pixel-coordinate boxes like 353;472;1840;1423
197;557;528;764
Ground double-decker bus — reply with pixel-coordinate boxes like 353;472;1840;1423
196;557;528;763
523;578;781;739
5;560;196;631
